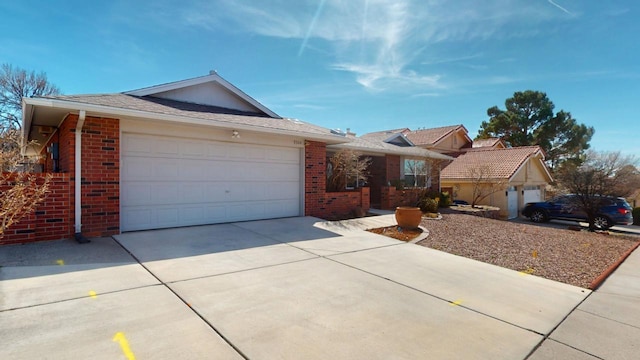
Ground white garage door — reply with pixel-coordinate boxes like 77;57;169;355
523;186;542;205
121;133;301;231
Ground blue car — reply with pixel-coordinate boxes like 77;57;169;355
522;194;633;229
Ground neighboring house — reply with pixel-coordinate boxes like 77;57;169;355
329;130;452;209
440;146;553;219
403;125;472;156
472;137;507;149
8;72;357;244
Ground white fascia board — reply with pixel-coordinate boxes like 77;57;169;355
23;97;348;144
123;73;280;118
21;101;33;149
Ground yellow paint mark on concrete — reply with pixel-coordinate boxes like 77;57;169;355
113;332;136;360
55;259;65;266
449;300;463;306
532;250;538;259
89;290;97;298
519;268;535;276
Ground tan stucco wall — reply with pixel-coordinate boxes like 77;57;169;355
444;182;509;218
510;157;550;185
442;157;551;219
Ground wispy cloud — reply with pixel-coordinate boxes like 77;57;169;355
299;0;328;56
547;0;572;15
178;0;577;92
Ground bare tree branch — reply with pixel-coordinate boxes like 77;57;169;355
466;164;509;207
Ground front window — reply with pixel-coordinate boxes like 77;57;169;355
404;159;431;188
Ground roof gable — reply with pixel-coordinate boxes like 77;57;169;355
384;133;415;147
472;137;506;149
405;125;471;147
125;72;279;118
441;146;552;182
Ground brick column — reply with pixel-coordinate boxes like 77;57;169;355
304;141;327;217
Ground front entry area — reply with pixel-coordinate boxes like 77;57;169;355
121;131;301;231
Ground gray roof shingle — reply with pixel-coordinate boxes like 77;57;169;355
40;93;343;140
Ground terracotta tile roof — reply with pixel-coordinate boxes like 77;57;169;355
441;146;545;180
40;93;341;139
404;125;466;146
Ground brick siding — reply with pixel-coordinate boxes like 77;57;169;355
380;186;423;210
305;141;370;219
0;174;73;245
2;114;120;244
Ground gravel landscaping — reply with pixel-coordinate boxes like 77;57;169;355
416;211;640;289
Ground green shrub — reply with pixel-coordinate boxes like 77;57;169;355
390;179;405;190
418;197;439;213
439;191;451;207
633;207;640;225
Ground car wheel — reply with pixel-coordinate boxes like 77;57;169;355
593;216;611;230
530;209;547;223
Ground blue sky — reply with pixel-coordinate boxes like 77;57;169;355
2;0;638;157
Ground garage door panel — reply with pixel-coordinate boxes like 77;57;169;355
180;183;205;203
156;208;179;227
268;148;299;163
206;143;229;159
122;183;151;206
122;208;153;231
155;159;180;179
153;184;179;203
124;158;153;180
524;189;541;204
229;183;272;202
122;133;301;231
123;134;154;155
206;205;227;222
244;146;266;160
179;159;207;180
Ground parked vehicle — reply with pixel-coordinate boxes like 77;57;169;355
522;194;633;229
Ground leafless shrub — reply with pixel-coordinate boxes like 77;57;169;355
467;164;508;207
327;149;371;192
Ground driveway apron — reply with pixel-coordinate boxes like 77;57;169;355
1;216;594;359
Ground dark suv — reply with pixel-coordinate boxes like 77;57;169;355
522;195;633;229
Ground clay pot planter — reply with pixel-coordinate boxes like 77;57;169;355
395;206;422;229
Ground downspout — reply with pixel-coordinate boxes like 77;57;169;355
74;110;90;243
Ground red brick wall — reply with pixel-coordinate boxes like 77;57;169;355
305;141;370;219
386;155;401;182
320;187;370;220
0;174;73;245
79;116;120;237
304;141;326;217
2;114;121;244
380;186;423;210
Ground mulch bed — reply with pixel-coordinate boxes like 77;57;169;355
367;226;423;242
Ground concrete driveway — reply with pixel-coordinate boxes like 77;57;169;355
1;215;597;359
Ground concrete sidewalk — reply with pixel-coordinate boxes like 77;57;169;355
530;244;640;359
1;215;636;359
